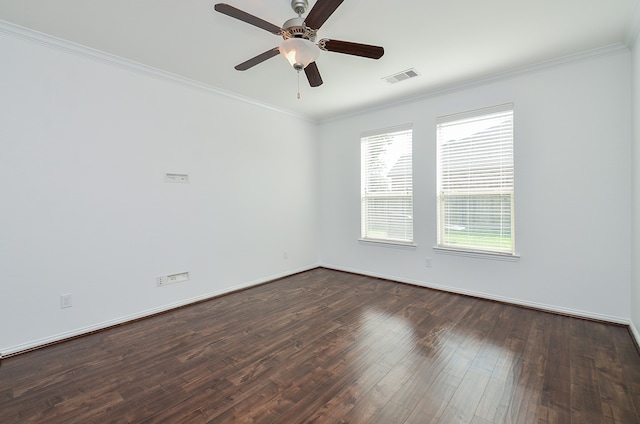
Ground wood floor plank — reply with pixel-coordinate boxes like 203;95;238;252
1;268;639;423
590;323;638;424
404;369;461;423
472;306;527;423
571;319;605;423
510;312;556;423
539;314;571;422
438;369;491;424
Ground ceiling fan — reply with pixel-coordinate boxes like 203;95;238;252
214;0;385;88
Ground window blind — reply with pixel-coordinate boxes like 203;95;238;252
361;125;413;244
436;105;514;254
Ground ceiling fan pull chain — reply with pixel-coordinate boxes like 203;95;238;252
297;70;301;99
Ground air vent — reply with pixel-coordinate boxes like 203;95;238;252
383;69;419;84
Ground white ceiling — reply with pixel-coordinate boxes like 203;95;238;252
1;0;638;120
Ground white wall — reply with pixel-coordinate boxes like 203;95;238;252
632;21;640;339
1;24;636;357
319;49;633;322
0;29;319;354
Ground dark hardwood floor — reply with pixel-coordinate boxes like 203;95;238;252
1;268;639;423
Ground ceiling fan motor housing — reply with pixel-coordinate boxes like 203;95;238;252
282;17;317;42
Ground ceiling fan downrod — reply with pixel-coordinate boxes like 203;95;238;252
291;0;309;16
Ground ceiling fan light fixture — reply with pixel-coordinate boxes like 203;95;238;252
279;38;320;71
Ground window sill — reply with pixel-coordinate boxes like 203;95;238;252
359;238;417;250
433;246;520;261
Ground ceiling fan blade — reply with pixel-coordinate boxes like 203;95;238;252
304;62;323;87
305;0;344;30
235;47;280;71
319;39;384;59
214;3;282;35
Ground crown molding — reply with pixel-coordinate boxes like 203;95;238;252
0;18;632;125
0;20;316;123
321;43;631;123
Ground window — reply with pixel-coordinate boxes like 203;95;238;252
436;105;514;255
361;125;413;244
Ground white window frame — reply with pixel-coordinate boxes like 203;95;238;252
436;104;516;257
361;124;414;246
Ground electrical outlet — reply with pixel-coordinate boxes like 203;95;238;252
283;251;289;260
425;257;432;268
156;276;166;287
60;294;72;309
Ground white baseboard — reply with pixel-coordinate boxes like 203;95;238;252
1;264;320;357
3;264;633;357
320;263;630;325
630;321;640;348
